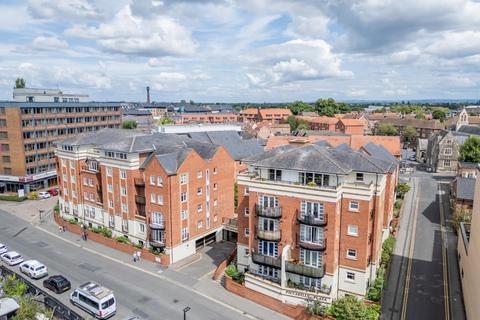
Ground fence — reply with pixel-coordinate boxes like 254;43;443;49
0;265;85;320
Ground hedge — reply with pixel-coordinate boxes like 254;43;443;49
0;195;27;202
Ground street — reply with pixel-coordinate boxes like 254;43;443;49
381;170;466;320
0;208;286;320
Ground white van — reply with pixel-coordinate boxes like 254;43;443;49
70;282;116;319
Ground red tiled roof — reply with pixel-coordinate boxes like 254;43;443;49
239;108;259;115
258;108;292;117
339;118;368;126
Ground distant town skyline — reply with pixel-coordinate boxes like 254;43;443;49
2;0;480;102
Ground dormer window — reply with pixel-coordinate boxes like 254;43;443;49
268;169;282;181
356;173;364;182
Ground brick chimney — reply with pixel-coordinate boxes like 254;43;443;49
146;86;150;104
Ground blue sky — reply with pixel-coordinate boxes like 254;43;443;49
1;0;480;102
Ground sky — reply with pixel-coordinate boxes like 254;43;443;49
1;0;480;103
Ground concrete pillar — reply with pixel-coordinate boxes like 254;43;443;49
24;184;30;194
43;179;49;189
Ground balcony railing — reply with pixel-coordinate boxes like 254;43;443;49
222;217;238;232
135;195;146;205
297;213;327;227
255;205;282;218
286;280;332;295
150;238;165;248
285;261;325;279
251;252;281;268
248;271;281;285
149;220;165;230
256;227;281;241
299;238;327;251
134;178;145;187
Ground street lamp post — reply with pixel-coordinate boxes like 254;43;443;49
183;307;191;320
39;209;45;223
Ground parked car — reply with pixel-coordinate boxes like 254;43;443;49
0;243;7;255
48;188;58;196
43;275;71;294
38;192;51;199
20;260;48;279
70;282;116;319
0;251;23;266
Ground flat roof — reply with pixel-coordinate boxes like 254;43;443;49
0;101;123;108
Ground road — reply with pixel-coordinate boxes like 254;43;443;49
381;171;465;320
0;211;258;320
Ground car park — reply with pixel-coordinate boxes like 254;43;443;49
20;260;48;279
38;191;51;199
0;243;7;255
70;282;116;319
43;275;71;294
0;251;23;266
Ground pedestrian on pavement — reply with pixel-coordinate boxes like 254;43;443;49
58;225;63;234
132;252;137;262
62;224;66;233
136;250;142;261
84;231;88;241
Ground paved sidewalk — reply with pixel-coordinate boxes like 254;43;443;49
34;212;288;320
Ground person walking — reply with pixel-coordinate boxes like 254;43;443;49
136;250;142;261
132;252;137;262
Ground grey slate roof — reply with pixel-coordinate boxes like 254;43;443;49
122;109;152;116
455;177;476;201
248;142;397;175
459;162;478;169
457;125;480;136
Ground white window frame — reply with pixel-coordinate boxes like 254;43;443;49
197;204;203;212
138;223;145;234
106;166;112;177
150;175;155;185
121;187;127;196
244;207;249;216
89;178;93;186
197;187;202;195
83;177;88;186
180;192;187;203
121;203;128;213
157;176;163;186
180;173;188;185
107;183;113;192
349;201;359;212
444;147;452;155
346;272;355;281
444;159;451;167
244;187;249;195
150;193;156;204
197;170;202;178
213;167;218;175
213;199;218;207
120;170;126;180
346;248;357;260
244;227;250;237
181;227;189;241
347;225;359;236
213;183;217;191
198;220;203;229
181;209;188;220
108;199;114;208
356;173;364;182
157;195;163;205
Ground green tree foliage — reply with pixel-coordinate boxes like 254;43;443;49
452;209;472;232
459;136;480;163
376;123;398;136
432;109;446;122
2;274;27;297
403;126;417;141
12;296;51;320
122;120;138;129
397;183;410;199
15;77;26;88
389;104;422;114
158;117;175;125
314;98;351;117
287;116;309;132
306;300;328;317
415;111;426;120
296;122;310;131
327;295;378;320
287;101;313;115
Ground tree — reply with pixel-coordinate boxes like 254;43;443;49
12;296;52;320
15;77;26;88
432;109;446;122
296;122;309;131
158;117;174;125
415;111;426;120
459;136;480;163
287;101;313;115
287;116;308;132
403;126;417;141
122;120;138;129
2;274;27;297
327;295;377;320
314;98;351;117
376;123;397;136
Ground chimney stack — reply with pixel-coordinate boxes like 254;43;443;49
146;86;151;104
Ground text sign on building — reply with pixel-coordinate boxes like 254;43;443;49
284;289;332;303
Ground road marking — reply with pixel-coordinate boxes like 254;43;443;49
438;184;451;320
400;179;420;320
35;225;261;320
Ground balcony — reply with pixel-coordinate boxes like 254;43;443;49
299;238;327;251
134;178;145;187
149;220;165;230
286;261;325;279
222;217;238;232
256;227;281;241
251;252;281;268
286;280;332;295
297;213;327;227
255;205;282;218
150;238;165;248
248;271;281;285
135;195;146;205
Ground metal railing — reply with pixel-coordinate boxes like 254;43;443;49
0;265;84;320
149;219;165;229
299;238;327;251
297;213;327;227
255;205;282;218
285;261;325;278
256;227;281;241
251;252;281;268
135;195;146;204
134;178;145;187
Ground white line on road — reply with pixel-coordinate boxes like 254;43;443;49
35;225;261;320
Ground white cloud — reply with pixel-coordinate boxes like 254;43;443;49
28;0;100;21
65;5;196;57
425;31;480;58
31;36;69;50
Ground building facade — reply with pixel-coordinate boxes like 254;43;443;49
13;88;89;103
425;130;469;172
55;129;235;264
235;142;398;305
375;118;444;147
0;100;121;192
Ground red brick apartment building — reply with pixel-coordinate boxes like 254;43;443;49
296;116;338;131
239;108;292;123
55;129;235;263
235;141;398;305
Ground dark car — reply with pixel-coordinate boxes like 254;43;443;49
43;275;71;294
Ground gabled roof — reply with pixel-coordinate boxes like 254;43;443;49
459;162;478;169
338;118;367;126
457;125;480;136
259;108;292;117
296;115;338;125
239;108;259;115
454;177;475;201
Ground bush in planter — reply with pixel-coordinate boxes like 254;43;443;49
28;191;39;200
397;183;410;199
381;236;396;265
225;264;244;284
306;300;328;317
67;218;78;225
149;247;161;256
0;195;27;202
115;235;131;244
307;181;317;187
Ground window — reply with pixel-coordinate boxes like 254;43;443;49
121;203;128;212
157;195;163;205
444;160;451;167
198;220;203;229
107;184;113;192
152;212;164;225
213;167;218;174
245;248;250;256
181;209;188;220
197;204;203;212
244;207;250;216
444;147;452;155
89;178;93;186
268;169;282;181
180;192;187;202
72;190;77;198
214;199;218;207
347;249;357;259
64;188;68;196
61;159;66;167
181;227;189;241
150;193;156;203
121;187;126;196
300;201;324;220
197;187;202;195
356;173;364;182
213;183;217;191
259;195;278;208
244;227;250;237
71;175;76;183
139;223;146;234
244;187;249;195
258;240;278;256
157;176;163;186
299;172;330;187
300;225;323;244
349;201;359;211
347;225;358;236
180;173;188;185
150;175;155;185
83;177;88;186
108;199;114;208
89;193;94;201
106;167;112;177
84;192;89;200
197;170;202;178
70;160;75;169
300;249;322;267
346;272;355;281
120;170;126;180
257;265;279;279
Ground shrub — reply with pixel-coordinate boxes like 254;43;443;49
28;191;39;200
366;267;385;302
1;274;27;297
381;236;396;265
397;183;411;199
307;181;317;187
366;303;381;320
306;300;328;317
134;242;144;249
92;226;112;238
12;296;52;320
116;235;131;244
67;218;78;225
327;295;374;320
149;247;161;255
0;195;27;202
394;199;402;210
225;264;244;284
452;209;472;233
54;202;60;215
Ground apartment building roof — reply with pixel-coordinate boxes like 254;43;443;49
258;108;292;117
296;115;338;124
338;118;368;126
457;125;480;136
454;177;476;201
0;101;122;107
239;108;259;115
122;109;152;116
247;142;396;175
377;118;444;129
